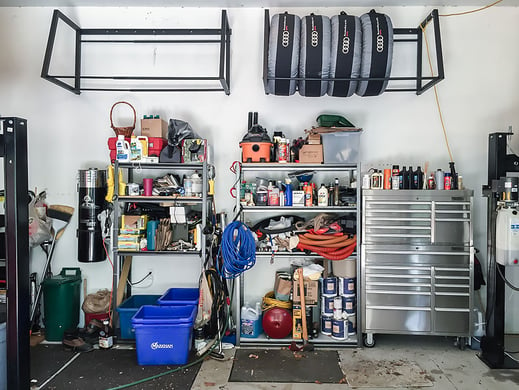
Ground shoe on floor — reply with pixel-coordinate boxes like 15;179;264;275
62;336;93;352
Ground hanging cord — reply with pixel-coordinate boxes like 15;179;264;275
496;264;519;291
420;0;504;162
217;220;256;279
439;0;502;17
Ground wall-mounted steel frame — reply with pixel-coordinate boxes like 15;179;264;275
41;9;232;95
263;9;444;95
0;117;30;389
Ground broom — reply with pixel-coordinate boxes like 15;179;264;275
30;205;75;327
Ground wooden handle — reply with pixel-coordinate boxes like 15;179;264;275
298;268;308;342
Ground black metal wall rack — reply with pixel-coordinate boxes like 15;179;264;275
263;9;444;95
41;9;232;94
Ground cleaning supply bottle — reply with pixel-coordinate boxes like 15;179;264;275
137;135;149;158
304;182;313;207
284;178;293;206
115;135;130;162
240;302;262;338
130;135;142;161
318;183;329;206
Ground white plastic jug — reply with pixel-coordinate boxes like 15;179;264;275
116;135;130;162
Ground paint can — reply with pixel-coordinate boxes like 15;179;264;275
342;294;356;314
321;295;335;316
331;318;348;340
321;315;333;335
339;277;356;295
321;277;338;296
347;314;357;335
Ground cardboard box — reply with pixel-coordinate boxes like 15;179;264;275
292;279;319;305
307;133;321;145
141;118;168;138
121;215;148;230
299;144;323;164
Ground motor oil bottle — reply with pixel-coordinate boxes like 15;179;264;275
370;170;383;190
284;178;293;206
412;166;424;189
399;166;406;189
115;135;130;162
318;184;329;206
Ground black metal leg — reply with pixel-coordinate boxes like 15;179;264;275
1;117;30;389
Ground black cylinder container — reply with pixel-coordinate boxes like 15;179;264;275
77;168;107;262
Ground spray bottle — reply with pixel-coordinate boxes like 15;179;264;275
284;178;293;206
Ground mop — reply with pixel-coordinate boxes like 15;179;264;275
30;205;74;329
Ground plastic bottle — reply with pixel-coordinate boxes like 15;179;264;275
318;184;329;206
370;171;383;190
399;166;406;189
333;178;340;205
116;135;130;162
137;135;149;158
240;302;262;338
412;166;424;190
268;181;280;206
284;178;293;206
130;135;142;161
436;169;445;190
406;166;413;189
304;182;313;207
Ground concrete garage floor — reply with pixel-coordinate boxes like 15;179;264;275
192;335;519;390
31;334;519;389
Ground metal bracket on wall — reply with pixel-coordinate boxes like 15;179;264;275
263;9;444;95
41;9;232;95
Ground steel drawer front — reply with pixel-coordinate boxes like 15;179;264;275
363;245;471;267
434;267;471;310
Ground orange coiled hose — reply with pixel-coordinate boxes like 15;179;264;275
296;234;357;260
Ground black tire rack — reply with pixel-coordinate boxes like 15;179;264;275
41;9;232;95
0;117;30;389
263;9;444;95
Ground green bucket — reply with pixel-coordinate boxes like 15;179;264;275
42;268;82;341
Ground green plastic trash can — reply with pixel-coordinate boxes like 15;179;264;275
42;268;82;341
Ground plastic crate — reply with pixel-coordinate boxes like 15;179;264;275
116;295;161;339
321;131;361;164
157;288;199;306
132;305;196;365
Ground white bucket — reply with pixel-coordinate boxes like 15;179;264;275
332;257;356;278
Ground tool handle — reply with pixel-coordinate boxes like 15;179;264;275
298;268;308;342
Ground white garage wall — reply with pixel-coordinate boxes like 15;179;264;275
1;5;518;331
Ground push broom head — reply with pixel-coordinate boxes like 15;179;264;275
47;205;74;240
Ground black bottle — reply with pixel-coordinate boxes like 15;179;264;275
412;166;424;190
399;166;406;190
403;166;411;189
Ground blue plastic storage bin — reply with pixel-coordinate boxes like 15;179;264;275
116;295;161;339
157;288;199;306
132;305;196;365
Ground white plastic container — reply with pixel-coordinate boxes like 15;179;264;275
496;207;519;266
240;302;262;338
116;135;130;162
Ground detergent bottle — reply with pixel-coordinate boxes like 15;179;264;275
240;302;262;338
137;135;149;158
115;135;130;162
130;135;142;161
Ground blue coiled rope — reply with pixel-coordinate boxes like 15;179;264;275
217;220;256;279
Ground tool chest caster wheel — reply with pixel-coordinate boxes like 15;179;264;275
363;333;375;348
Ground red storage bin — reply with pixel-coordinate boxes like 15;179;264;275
148;137;166;157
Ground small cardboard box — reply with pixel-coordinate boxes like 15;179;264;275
299;144;323;164
121;215;148;230
292;279;319;305
141;118;168;138
307;133;321;145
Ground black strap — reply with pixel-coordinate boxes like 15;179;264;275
366;10;390;96
274;13;296;96
332;14;357;96
303;15;324;97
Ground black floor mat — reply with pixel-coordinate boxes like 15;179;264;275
31;345;201;390
229;349;345;383
31;344;77;383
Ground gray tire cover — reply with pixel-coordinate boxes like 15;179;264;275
356;9;393;97
299;14;331;97
266;13;301;96
328;12;362;97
